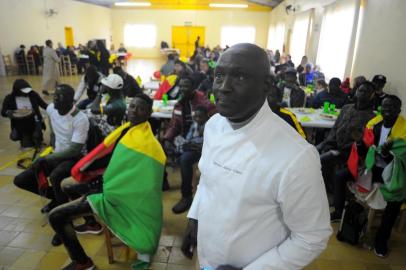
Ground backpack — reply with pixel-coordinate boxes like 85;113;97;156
336;200;368;245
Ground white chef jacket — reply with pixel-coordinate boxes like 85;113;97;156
188;101;332;270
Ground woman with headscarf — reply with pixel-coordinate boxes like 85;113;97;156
1;79;48;147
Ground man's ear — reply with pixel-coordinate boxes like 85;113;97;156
263;74;275;96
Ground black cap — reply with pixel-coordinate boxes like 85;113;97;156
285;67;297;75
372;74;386;85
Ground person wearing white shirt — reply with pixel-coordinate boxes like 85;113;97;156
14;84;89;247
181;43;332;270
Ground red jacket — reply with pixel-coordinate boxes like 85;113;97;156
163;91;216;141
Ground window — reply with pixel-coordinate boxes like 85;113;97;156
267;22;285;52
289;12;310;66
316;0;358;80
221;26;256;48
124;24;157;48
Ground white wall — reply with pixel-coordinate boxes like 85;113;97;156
0;0;112;56
111;9;270;58
351;0;406;114
270;0;405;113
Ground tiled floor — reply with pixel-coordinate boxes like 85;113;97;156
0;59;405;270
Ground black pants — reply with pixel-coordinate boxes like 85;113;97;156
333;167;354;214
320;150;341;193
179;151;201;198
375;201;403;253
49;196;93;263
61;177;102;225
14;158;80;206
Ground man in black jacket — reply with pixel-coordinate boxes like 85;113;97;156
113;66;142;97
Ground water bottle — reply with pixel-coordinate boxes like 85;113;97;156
209;93;216;104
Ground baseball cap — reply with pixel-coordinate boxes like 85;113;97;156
101;74;124;90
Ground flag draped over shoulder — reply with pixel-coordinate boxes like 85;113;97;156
87;121;166;255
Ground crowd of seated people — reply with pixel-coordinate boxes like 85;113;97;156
2;41;405;270
13;41;129;77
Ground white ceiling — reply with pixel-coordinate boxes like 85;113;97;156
74;0;283;8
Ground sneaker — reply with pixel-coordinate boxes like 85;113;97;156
172;197;193;214
41;200;57;214
51;234;63;247
61;258;95;270
74;223;103;235
330;211;342;223
374;247;388;258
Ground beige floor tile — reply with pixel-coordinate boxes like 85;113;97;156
159;235;175;247
168;247;196;266
10;249;46;269
0;246;25;266
315;259;343;270
364;263;392;270
150;262;167;270
166;264;195;270
0;230;20;246
0;204;11;214
8;232;52;251
37;251;69;270
153;246;172;263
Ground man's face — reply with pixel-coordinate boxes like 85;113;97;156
284;73;297;84
355;85;374;108
213;47;269;122
179;79;194;100
174;63;184;75
381;98;400;124
127;97;150;125
193;110;208;126
54;89;73;115
200;62;209;73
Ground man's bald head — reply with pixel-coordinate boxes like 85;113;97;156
213;43;273;123
220;43;270;76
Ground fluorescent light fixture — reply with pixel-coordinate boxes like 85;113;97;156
209;3;248;8
115;2;151;7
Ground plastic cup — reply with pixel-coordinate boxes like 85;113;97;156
323;102;330;113
330;104;336;113
162;94;168;106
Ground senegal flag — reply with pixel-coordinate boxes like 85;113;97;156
85;121;166;255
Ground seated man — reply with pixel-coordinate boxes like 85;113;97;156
163;76;216;143
14;84;89;245
49;94;166;270
372;74;387;110
299;64;314;86
278;67;306;107
160;53;175;76
172;106;209;214
113;66;142;97
318;81;376;193
332;95;405;258
89;74;127;135
267;84;306;139
74;65;105;109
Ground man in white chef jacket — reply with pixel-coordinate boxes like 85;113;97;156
181;43;332;270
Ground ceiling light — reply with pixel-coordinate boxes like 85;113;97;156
209;3;248;8
115;2;151;7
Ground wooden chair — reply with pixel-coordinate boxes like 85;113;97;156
103;225;132;264
2;55;18;75
61;56;72;76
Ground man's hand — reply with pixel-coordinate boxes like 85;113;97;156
381;140;393;157
216;265;242;270
6;110;14;118
181;218;198;259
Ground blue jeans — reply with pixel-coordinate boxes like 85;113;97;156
179;151;201;197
